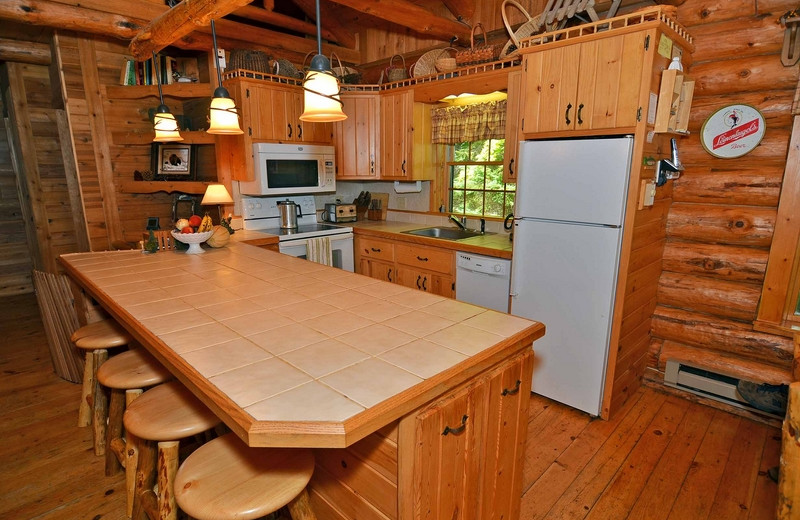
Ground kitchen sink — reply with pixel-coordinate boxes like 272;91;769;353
401;226;493;241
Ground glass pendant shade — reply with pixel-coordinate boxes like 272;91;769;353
300;68;347;122
208;93;244;134
153;105;183;142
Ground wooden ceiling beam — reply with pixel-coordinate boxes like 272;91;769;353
291;0;358;52
0;37;51;64
325;0;471;43
0;0;143;40
128;0;255;60
233;5;340;44
441;0;476;22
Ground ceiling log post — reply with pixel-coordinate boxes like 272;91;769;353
291;0;358;52
128;0;255;60
326;0;472;43
0;0;143;40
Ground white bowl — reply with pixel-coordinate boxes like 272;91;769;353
171;230;214;254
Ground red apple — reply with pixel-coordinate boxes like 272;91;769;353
188;215;202;228
181;226;194;234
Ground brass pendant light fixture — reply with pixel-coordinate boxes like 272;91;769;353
207;20;244;135
299;0;347;122
152;51;183;142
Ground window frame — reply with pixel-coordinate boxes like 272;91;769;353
446;139;515;219
754;117;800;336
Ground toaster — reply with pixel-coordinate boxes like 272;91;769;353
323;203;357;223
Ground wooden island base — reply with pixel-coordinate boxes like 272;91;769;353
309;349;533;520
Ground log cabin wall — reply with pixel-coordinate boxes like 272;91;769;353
647;0;797;400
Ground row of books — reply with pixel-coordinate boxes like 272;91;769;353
120;55;200;86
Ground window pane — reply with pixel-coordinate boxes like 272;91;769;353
471;140;489;161
450;165;466;189
490;139;505;161
485;165;504;188
465;191;484;215
453;142;470;162
466;165;484;189
485;192;504;217
451;190;465;214
505;193;515;215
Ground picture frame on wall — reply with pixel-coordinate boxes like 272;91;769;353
151;143;196;180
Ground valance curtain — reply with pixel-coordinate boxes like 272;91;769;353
431;100;507;144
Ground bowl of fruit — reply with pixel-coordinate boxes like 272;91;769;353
170;214;214;254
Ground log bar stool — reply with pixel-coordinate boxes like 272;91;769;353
96;349;172;516
175;433;317;520
72;318;133;455
123;381;221;520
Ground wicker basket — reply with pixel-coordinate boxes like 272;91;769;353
386;54;408;82
273;58;303;79
499;0;545;58
456;24;502;66
228;49;272;73
435;47;458;72
411;49;441;77
330;52;362;84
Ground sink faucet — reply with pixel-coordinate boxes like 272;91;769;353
449;215;467;230
480;218;485;234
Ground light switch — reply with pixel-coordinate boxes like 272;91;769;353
639;180;656;209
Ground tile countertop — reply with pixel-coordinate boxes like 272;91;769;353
59;242;542;448
350;220;514;259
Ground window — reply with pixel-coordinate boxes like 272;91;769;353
448;139;515;218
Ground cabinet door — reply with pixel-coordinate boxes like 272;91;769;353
359;258;395;283
479;349;534;520
380;90;413;179
407;379;487;520
520;45;580;134
248;85;290;141
334;93;380;179
395;267;453;297
289;89;333;144
574;32;645;131
504;70;523;184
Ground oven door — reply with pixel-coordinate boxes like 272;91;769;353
278;233;354;272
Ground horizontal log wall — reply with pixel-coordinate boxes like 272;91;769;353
649;0;798;393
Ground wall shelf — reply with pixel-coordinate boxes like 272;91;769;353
105;83;214;100
119;181;211;195
112;130;216;146
654;69;694;134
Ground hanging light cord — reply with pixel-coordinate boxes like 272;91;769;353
302;0;343;107
153;51;167;108
211;20;224;91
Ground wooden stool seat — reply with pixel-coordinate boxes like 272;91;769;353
124;381;222;520
73;319;133;350
97;349;171;389
123;381;220;441
175;433;316;520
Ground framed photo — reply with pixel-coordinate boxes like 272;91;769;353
151;143;195;180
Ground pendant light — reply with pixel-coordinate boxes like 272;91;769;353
207;20;244;135
299;0;347;122
152;51;183;142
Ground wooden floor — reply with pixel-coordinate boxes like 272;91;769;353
0;293;781;519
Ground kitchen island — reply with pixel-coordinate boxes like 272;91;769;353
60;241;544;519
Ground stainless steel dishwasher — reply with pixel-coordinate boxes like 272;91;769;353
455;252;512;313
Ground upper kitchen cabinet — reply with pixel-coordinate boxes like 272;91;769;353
216;77;333;182
504;70;523;183
380;90;439;181
333;91;381;180
520;31;646;136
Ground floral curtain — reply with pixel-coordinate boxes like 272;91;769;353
431;100;507;144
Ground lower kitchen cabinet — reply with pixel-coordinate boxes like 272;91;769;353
355;235;455;297
397;348;533;520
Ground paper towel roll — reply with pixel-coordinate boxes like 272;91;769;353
394;181;422;193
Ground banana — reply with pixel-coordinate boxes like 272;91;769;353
198;214;214;232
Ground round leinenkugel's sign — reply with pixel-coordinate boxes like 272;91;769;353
700;104;766;159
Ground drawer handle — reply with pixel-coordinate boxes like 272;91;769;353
577;103;584;125
297;124;302;138
442;415;468;436
565;103;572;125
416;275;421;289
287;124;293;138
508;157;514;177
502;380;522;396
422;276;427;291
388;268;392;282
401;159;407;174
416;256;428;262
371;247;382;253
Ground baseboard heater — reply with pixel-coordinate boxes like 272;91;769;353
663;360;782;420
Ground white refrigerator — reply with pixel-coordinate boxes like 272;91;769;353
510;136;634;416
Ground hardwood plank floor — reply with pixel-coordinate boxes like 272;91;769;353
0;293;781;519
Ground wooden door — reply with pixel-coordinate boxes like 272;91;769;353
575;32;645;131
479;350;534;520
404;379;487;520
380;90;413;179
520;45;580;134
504;70;523;184
334;93;380;179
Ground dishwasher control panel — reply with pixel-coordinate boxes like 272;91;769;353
456;252;509;276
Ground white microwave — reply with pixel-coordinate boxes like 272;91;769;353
239;143;336;196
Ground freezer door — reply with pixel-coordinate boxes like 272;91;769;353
516;137;634;226
510;218;622;416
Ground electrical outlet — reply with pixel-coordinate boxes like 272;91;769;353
638;180;656;209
